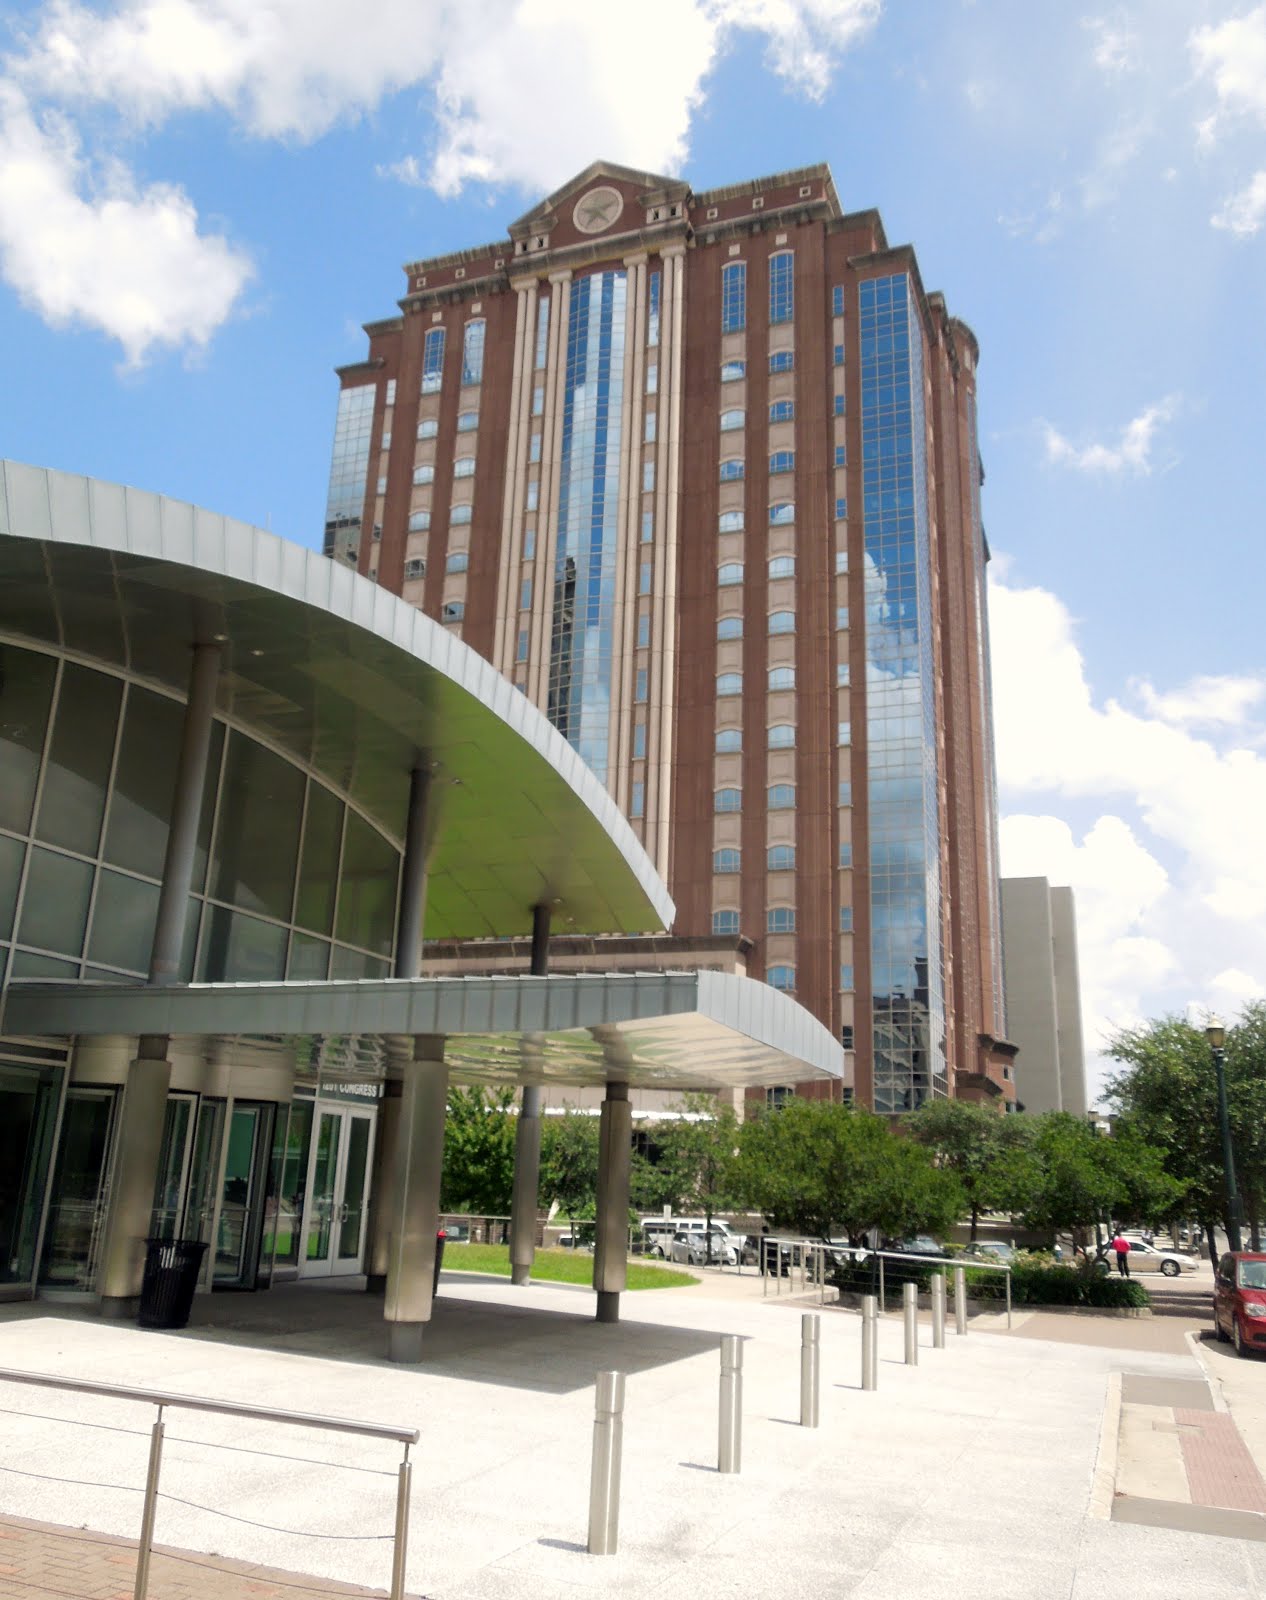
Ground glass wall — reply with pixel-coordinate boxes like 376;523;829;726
0;641;402;987
859;274;946;1112
547;269;628;784
322;383;376;562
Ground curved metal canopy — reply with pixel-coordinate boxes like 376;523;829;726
0;460;673;940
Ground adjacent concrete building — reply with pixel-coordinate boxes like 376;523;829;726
1000;876;1087;1115
325;158;1013;1113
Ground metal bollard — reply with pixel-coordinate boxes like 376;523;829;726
903;1281;919;1366
954;1264;968;1335
134;1408;165;1600
390;1451;412;1600
932;1272;946;1349
587;1371;625;1555
800;1314;820;1428
861;1294;878;1390
719;1334;743;1473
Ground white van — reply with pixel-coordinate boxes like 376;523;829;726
642;1217;734;1258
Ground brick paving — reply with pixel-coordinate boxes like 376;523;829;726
1177;1409;1266;1515
0;1516;418;1599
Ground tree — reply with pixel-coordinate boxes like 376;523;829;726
439;1086;517;1215
645;1093;740;1261
539;1108;601;1243
733;1099;963;1243
903;1099;1034;1240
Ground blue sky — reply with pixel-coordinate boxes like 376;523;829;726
1;0;1264;1101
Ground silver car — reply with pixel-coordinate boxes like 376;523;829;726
669;1230;737;1267
1117;1237;1197;1277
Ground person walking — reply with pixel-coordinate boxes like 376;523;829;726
1110;1231;1132;1277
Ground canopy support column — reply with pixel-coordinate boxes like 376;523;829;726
593;1080;631;1324
510;903;551;1286
384;1036;448;1363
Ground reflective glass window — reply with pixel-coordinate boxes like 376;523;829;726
635;669;648;703
719;459;745;482
717;673;743;697
768;665;795;690
18;846;93;960
0;833;23;941
37;664;121;857
647;271;660;347
721;360;745;383
833;394;845;417
210;731;304;923
461;320;486;386
832;285;845;316
630;782;644;818
712;909;740;935
641;511;654;542
532;386;544;417
457;411;479;433
417;419;438;440
769;451;794;475
451;505;473;525
715;728;742;753
718;562;744;587
839;781;852;806
199;904;287;982
767;907;796;933
104;685;184;880
421;328;445;393
720;409;745;432
447;551;469;574
835;549;848;574
769;502;795;525
454;457;475;478
521;578;533;610
535;294;550;368
295;783;342;936
645;412;657;443
768;557;795;581
646;362;658;394
769;400;794;423
87;869;159;973
718;510;744;533
714;787;741;812
524;528;536;557
836;606;849;630
769;252;794;324
633;723;646;758
768;723;796;749
529;434;541;463
769;350;794;374
835;497;847;520
838;662;850;686
839;841;853;867
443;601;465;622
768;783;795;809
768;610;795;635
768;844;796;871
516;629;529;663
840;964;855;991
840;906;853;932
526;481;539;511
404;558;425;580
717;616;743;641
638;562;651;596
713;848;741;874
838;721;852;746
413;465;434;486
834;344;845;366
643;461;655;493
408;511;430;532
288;933;330;980
0;644;54;835
834;445;847;467
336;810;398;957
637;613;650;648
768;964;795;991
721;261;746;332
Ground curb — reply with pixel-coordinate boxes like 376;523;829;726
1088;1369;1123;1519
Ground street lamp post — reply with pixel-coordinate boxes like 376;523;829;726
1206;1015;1243;1254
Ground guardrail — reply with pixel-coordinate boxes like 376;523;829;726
753;1238;1012;1328
0;1366;418;1600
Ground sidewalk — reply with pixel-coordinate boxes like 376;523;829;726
1;1269;1264;1598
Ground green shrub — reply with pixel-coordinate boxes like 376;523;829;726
831;1258;1150;1310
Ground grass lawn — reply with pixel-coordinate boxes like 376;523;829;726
441;1242;698;1290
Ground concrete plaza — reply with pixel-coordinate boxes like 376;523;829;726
0;1267;1263;1599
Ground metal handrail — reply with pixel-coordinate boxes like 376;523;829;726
0;1366;417;1599
756;1239;1013;1328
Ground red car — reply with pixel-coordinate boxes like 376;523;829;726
1213;1252;1266;1357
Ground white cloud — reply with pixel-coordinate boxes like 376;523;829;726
0;0;880;356
1209;968;1266;1003
1084;16;1137;77
1190;6;1266;128
0;82;252;365
1212;169;1266;236
998;189;1063;244
1134;674;1266;729
1042;394;1179;475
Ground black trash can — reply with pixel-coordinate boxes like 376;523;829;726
138;1238;208;1330
433;1229;446;1297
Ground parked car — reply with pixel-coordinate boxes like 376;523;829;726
441;1221;471;1244
669;1229;737;1267
1214;1253;1266;1357
887;1236;948;1258
1117;1237;1196;1278
555;1232;594;1251
962;1241;1016;1264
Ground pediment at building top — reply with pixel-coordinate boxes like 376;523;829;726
508;159;690;243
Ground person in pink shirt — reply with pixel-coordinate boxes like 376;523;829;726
1110;1232;1132;1277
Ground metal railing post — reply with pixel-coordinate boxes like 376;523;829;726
133;1406;165;1600
719;1335;743;1474
587;1371;625;1555
861;1294;878;1390
954;1264;968;1335
800;1314;820;1428
390;1448;412;1600
878;1254;885;1314
1006;1267;1012;1329
903;1281;919;1366
932;1272;946;1349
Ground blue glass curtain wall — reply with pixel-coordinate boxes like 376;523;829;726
547;269;628;784
859;274;946;1111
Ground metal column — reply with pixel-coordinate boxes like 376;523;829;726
903;1281;919;1365
383;1037;449;1363
593;1080;631;1324
587;1371;625;1554
800;1313;820;1428
932;1272;946;1348
718;1335;743;1473
954;1264;968;1335
861;1295;878;1390
510;904;550;1286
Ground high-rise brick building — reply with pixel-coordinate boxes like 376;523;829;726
324;160;1013;1111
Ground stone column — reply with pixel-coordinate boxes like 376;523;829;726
97;1038;174;1317
363;1074;402;1294
593;1080;632;1324
509;904;550;1286
383;1036;449;1362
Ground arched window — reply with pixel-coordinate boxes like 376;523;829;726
768;723;796;750
718;510;744;533
767;907;796;934
442;601;465;622
720;359;746;382
769;502;795;525
720;409;745;432
769;400;794;424
768;610;795;635
767;964;796;992
457;411;479;432
767;557;795;581
713;848;741;874
453;457;476;478
718;562;744;587
769;350;794;373
461;320;486;386
450;504;473;525
768;783;796;809
769;450;795;475
417;418;438;440
768;844;796;871
721;261;746;333
445;551;469;574
769;251;794;324
407;511;430;533
767;665;795;691
716;673;743;697
712;909;740;935
717;615;743;641
421;327;445;393
719;459;745;482
413;465;434;486
714;787;742;812
715;727;742;754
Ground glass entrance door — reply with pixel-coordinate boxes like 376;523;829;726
38;1087;116;1291
299;1106;375;1278
213;1102;274;1288
0;1061;63;1290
